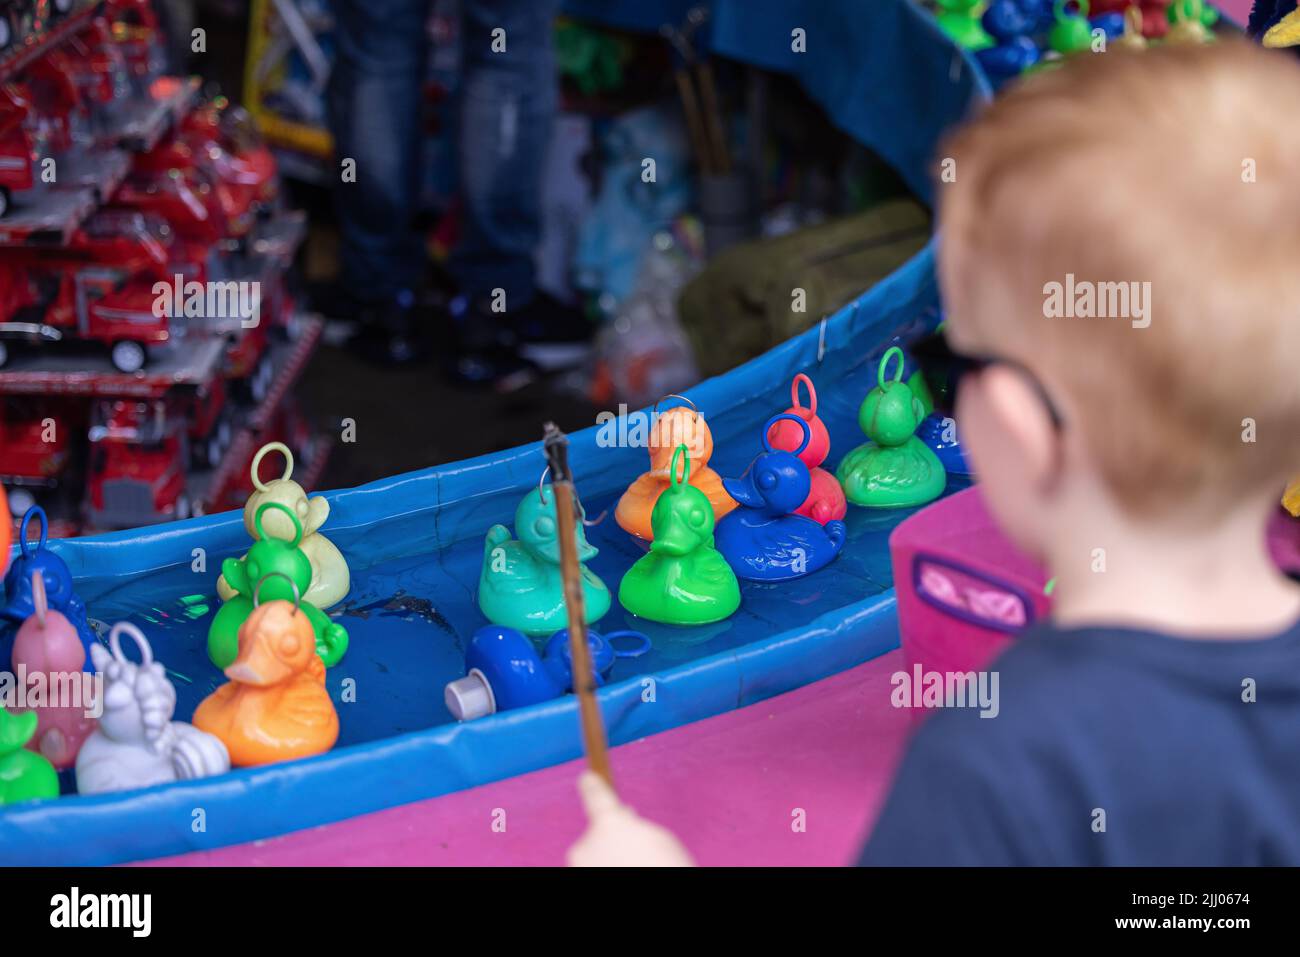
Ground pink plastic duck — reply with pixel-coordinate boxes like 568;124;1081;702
765;374;847;525
11;574;97;769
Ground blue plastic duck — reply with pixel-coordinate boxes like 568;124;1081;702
1;507;96;671
715;414;848;582
977;0;1042;84
478;484;612;637
444;624;651;721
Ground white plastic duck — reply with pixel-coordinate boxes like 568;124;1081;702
75;623;230;795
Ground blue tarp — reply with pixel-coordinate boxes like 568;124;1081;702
0;0;987;865
565;0;991;204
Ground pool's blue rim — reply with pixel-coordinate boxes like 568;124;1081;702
1;594;901;865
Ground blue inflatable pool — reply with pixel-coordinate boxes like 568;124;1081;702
0;0;987;865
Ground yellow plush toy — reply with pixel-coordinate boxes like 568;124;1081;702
1284;476;1300;518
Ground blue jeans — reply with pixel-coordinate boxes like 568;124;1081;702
328;0;558;306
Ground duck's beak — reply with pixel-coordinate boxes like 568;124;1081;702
723;473;765;509
651;522;698;556
225;661;265;684
226;637;289;686
574;522;598;562
537;526;597;564
1264;9;1300;47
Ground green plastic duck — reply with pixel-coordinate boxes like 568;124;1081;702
1048;0;1094;55
1165;0;1213;44
207;503;350;669
836;347;947;509
478;483;612;637
935;0;995;50
0;707;59;806
619;445;741;626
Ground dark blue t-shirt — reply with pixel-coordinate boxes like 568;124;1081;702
859;619;1300;865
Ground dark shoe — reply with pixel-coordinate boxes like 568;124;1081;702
348;324;430;366
439;292;536;390
444;343;539;392
344;294;430;367
505;292;595;371
310;283;369;346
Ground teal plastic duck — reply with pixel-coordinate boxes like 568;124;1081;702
836;347;947;508
619;445;741;625
478;484;611;637
0;707;59;806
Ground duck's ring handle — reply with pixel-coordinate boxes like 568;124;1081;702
762;413;811;457
537;464;605;524
254;501;304;548
251;441;295;493
653;393;699;422
19;505;48;559
109;621;154;666
603;630;653;659
669;444;691;489
791;373;817;416
878;347;905;391
253;571;302;613
1055;0;1088;19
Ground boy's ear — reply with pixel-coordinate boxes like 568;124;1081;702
981;365;1061;492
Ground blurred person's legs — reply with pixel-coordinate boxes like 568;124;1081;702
328;0;431;362
328;0;585;377
452;0;556;308
449;0;590;384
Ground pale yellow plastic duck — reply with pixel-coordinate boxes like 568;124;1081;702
216;442;350;609
1114;6;1147;51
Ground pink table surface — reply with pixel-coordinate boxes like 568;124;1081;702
133;651;915;867
1217;0;1252;24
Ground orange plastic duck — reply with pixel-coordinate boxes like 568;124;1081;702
615;397;737;543
192;586;339;767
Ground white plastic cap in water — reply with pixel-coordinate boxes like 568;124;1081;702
445;669;496;721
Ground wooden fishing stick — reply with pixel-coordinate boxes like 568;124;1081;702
542;423;614;788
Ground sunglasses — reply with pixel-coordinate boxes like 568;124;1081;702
908;332;1064;429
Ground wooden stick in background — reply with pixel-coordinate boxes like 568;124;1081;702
696;59;731;175
542;423;614;788
675;66;714;174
